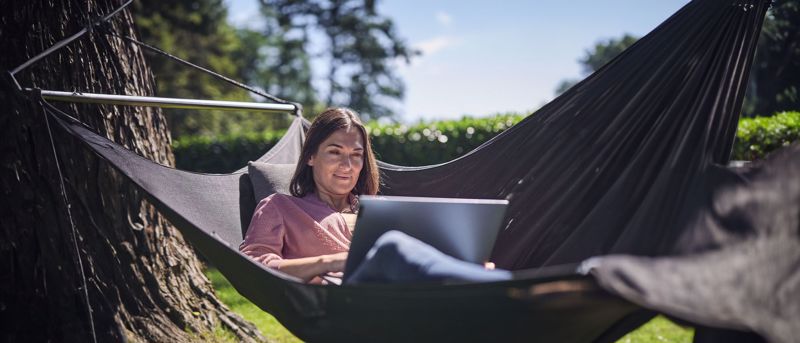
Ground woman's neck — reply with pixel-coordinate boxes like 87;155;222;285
315;190;350;212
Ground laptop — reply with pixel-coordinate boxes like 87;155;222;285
331;195;509;284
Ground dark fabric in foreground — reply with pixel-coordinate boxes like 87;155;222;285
587;145;800;343
38;0;797;342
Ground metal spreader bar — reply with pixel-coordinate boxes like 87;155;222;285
34;89;296;114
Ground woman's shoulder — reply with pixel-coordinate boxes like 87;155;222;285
256;192;333;217
257;193;297;208
252;194;305;223
258;193;320;211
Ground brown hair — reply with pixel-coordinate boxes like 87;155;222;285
290;107;380;198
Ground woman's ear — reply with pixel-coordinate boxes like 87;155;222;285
307;155;315;167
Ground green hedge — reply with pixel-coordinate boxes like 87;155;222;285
174;111;800;173
367;113;525;166
173;130;287;173
733;111;800;161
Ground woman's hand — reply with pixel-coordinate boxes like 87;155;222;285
269;252;348;283
321;252;348;273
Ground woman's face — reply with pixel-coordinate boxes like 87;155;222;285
308;127;365;197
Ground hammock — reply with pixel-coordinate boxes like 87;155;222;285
18;0;799;342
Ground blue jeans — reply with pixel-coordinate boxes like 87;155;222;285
345;230;512;284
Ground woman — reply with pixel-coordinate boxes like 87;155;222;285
240;107;510;284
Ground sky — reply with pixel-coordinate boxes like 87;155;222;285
225;1;691;122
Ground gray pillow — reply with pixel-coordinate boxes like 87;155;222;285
247;162;296;202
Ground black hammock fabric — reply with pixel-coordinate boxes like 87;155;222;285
36;0;799;342
47;111;647;343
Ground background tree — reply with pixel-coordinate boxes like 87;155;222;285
134;0;293;137
578;34;639;73
0;1;260;341
259;0;417;120
744;0;800;116
232;10;319;114
554;34;639;96
133;0;415;133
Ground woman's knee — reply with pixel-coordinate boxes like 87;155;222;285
374;230;413;246
370;230;412;260
372;230;450;265
373;230;438;257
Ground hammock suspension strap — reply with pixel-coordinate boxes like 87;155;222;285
7;0;303;117
42;101;98;343
8;0;133;78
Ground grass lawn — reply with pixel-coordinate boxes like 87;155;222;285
206;267;694;343
207;267;301;343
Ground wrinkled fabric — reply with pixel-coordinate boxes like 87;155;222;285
586;144;800;343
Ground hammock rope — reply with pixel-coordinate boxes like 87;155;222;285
8;0;133;79
8;0;302;117
100;30;302;115
42;100;98;343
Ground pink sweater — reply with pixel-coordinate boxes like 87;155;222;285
240;193;353;269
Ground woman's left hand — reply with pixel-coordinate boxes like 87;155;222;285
321;252;348;273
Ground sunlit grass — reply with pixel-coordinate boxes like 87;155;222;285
206;267;301;343
205;267;693;342
616;316;694;343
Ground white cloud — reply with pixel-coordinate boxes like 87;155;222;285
414;36;459;56
435;11;453;27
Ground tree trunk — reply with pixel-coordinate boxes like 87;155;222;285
0;1;263;342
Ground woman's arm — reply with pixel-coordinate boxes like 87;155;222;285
241;196;348;283
275;252;347;282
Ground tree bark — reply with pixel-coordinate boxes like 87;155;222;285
0;1;263;342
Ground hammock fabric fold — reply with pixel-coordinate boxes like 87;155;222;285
36;0;799;342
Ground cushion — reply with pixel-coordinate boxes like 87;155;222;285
247;162;296;202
